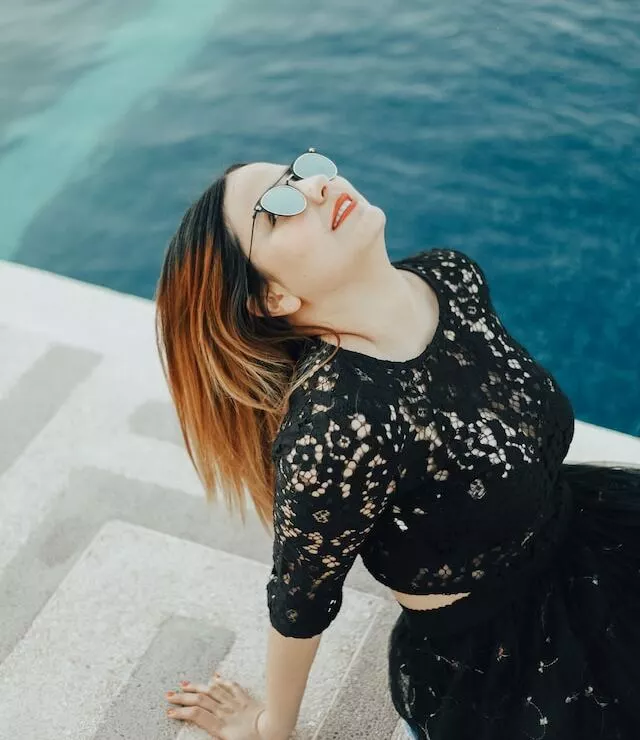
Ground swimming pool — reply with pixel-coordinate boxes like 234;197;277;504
1;0;638;435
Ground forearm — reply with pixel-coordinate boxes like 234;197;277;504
262;624;322;739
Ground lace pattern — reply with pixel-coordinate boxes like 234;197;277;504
268;401;401;637
267;248;576;638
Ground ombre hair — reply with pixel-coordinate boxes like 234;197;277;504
154;163;340;534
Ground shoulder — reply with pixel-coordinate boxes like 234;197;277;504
271;365;402;464
399;246;488;277
397;247;492;300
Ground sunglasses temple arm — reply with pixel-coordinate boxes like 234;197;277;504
248;212;259;265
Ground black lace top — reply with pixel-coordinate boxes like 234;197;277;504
266;248;576;639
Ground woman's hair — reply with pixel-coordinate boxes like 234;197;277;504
154;162;340;534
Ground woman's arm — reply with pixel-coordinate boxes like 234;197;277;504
260;627;322;739
262;400;399;737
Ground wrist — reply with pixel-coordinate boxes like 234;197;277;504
257;708;293;740
254;708;266;734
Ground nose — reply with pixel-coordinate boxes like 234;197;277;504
294;174;330;204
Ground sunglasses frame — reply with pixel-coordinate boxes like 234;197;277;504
246;148;337;273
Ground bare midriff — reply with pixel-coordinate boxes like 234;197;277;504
390;588;472;611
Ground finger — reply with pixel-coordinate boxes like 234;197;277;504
215;676;245;694
167;690;220;714
181;677;234;695
181;678;235;702
167;704;223;735
178;681;223;698
207;677;237;698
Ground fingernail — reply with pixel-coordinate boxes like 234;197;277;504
180;680;189;686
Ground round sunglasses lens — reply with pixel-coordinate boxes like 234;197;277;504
292;152;337;180
259;185;305;216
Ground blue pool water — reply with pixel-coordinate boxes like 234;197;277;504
1;0;639;436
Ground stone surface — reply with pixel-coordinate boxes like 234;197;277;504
0;259;638;739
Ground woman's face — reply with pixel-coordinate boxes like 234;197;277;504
223;161;386;318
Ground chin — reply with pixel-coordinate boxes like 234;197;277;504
368;204;386;233
368;203;386;224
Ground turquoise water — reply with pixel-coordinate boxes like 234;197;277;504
1;0;638;436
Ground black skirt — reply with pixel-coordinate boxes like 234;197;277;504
388;463;640;740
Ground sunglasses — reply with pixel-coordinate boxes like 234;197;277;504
247;148;338;269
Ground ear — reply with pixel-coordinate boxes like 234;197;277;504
246;292;301;318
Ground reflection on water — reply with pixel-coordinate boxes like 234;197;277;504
1;0;639;435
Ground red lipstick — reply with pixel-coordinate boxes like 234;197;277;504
331;193;357;230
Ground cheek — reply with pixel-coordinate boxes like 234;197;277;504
277;238;322;289
275;216;337;279
280;223;319;264
264;234;306;287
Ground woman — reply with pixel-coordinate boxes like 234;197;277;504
154;149;640;739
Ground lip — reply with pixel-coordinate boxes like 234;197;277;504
331;192;357;230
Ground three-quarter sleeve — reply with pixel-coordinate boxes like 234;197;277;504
267;401;400;638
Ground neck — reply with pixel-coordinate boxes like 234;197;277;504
302;262;423;356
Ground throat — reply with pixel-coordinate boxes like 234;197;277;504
319;269;440;362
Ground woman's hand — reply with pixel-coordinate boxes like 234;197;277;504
165;673;266;739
